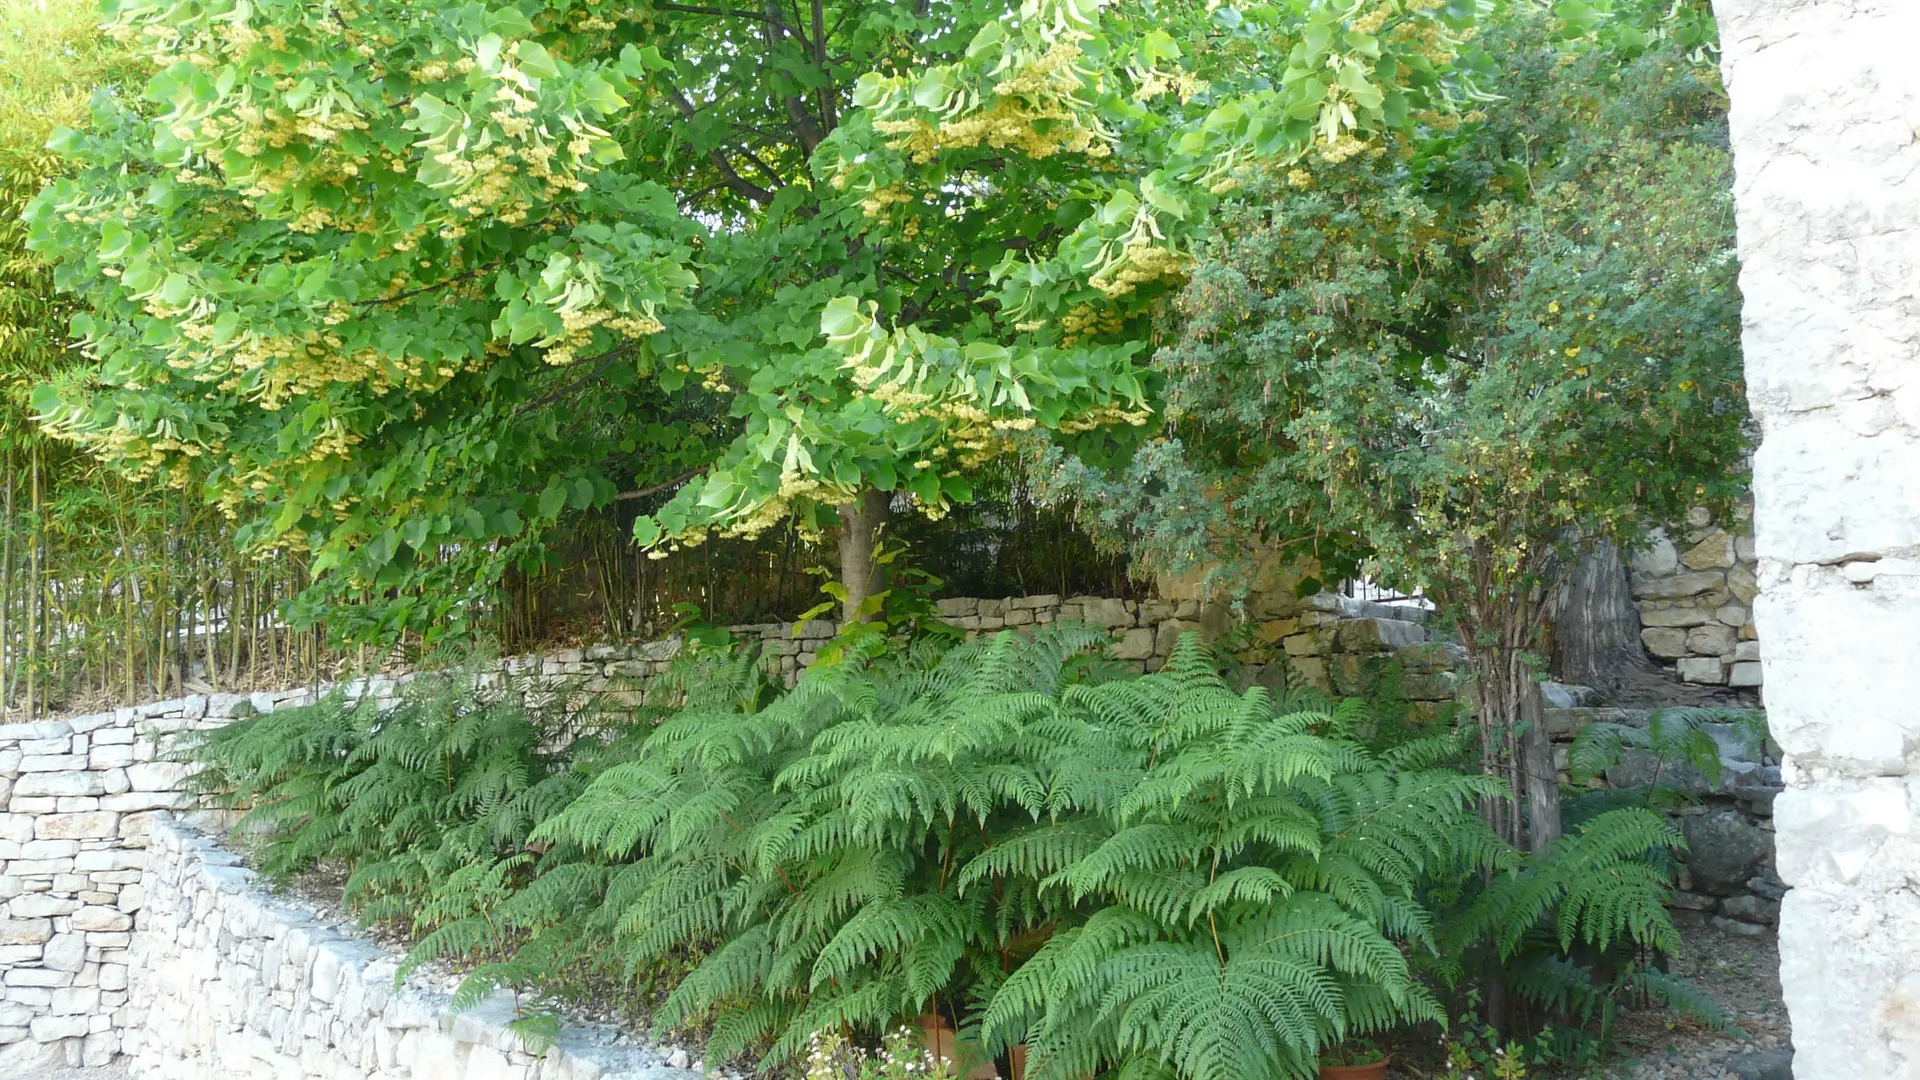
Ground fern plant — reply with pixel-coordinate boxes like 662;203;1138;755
1565;706;1770;808
399;644;775;1011
182;670;581;927
186;629;1726;1076
1395;706;1746;1065
533;629;1509;1080
977;639;1506;1080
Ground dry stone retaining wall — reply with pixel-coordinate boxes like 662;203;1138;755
1629;511;1764;689
129;815;697;1080
0;592;1452;1071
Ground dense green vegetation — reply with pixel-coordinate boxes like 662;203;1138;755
1047;7;1743;853
13;0;1752;1073
24;0;1481;640
186;630;1722;1077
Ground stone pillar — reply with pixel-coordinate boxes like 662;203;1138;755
1714;2;1920;1076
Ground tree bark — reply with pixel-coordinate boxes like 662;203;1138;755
1519;677;1563;852
1465;637;1564;853
1550;539;1649;694
836;488;891;624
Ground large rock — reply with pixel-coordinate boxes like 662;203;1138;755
1333;617;1427;651
1686;624;1740;657
1539;682;1599;709
1677;656;1728;684
1640;604;1713;628
1079;598;1133;628
1683;811;1774;896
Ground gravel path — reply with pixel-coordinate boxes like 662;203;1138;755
1585;921;1791;1080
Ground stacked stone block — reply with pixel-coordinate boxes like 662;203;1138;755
129;816;697;1080
1628;511;1763;689
934;591;1456;708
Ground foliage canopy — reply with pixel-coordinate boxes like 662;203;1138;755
27;0;1487;639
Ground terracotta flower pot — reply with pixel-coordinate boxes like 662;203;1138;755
915;1013;1001;1080
1320;1058;1389;1080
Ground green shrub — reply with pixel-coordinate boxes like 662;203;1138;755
186;630;1720;1076
529;628;1510;1078
183;675;575;925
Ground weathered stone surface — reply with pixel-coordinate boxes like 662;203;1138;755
126;818;705;1080
1720;3;1920;1066
1685;624;1739;657
1681;530;1738;570
1720;894;1780;925
1639;604;1713;628
0;920;50;946
11;774;103;799
69;907;131;933
1154;619;1202;656
33;814;116;842
1629;532;1679;576
1682;811;1774;896
1110;628;1154;661
1333;617;1427;651
1630;569;1726;600
1078;597;1133;628
1641;627;1690;659
1676;656;1727;684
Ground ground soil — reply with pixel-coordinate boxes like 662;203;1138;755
1582;922;1790;1080
1380;921;1789;1080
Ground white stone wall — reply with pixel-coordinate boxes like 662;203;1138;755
0;700;225;1072
129;815;697;1080
1715;1;1920;1076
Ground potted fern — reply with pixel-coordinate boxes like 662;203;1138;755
1320;1040;1389;1080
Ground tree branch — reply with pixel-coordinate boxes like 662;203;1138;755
514;340;641;418
655;2;777;22
1375;322;1479;368
759;0;828;152
664;85;779;205
616;469;707;501
811;0;836;131
355;262;498;307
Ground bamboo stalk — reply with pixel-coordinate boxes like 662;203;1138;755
1;446;13;712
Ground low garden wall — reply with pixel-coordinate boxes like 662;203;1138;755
0;590;1780;1070
128;815;699;1080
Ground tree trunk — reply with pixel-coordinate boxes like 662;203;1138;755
1550;539;1649;694
1465;639;1563;853
1519;678;1563;852
836;488;890;624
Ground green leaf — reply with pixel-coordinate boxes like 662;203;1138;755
516;41;560;80
632;515;663;547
